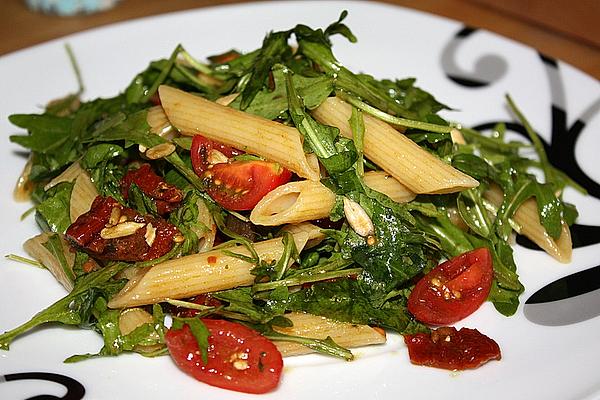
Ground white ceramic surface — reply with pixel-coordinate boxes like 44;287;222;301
1;2;599;399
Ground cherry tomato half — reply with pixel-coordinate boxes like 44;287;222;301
190;135;244;176
408;247;493;325
190;135;292;211
404;326;501;370
165;319;283;394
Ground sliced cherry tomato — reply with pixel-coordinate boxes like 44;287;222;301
165;319;283;394
404;326;501;370
190;135;291;210
190;135;244;176
203;160;291;211
121;164;183;215
65;196;180;262
408;247;493;325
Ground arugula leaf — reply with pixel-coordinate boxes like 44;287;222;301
9;114;72;152
229;66;333;120
36;182;73;233
239;31;292;109
0;263;128;350
42;233;76;284
285;279;427;334
285;67;357;175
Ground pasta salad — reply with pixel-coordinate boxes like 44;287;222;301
1;12;580;394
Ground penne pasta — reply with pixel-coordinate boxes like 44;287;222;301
312;97;478;194
158;85;320;181
146;105;177;140
14;156;33;202
273;312;386;357
108;233;309;308
250;180;336;226
70;170;100;222
118;308;163;353
194;197;217;253
41;161;99;222
280;222;326;249
363;171;416;203
23;233;75;291
485;185;572;263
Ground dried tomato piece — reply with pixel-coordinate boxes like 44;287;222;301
121;164;183;215
66;196;180;262
404;326;501;370
175;294;223;318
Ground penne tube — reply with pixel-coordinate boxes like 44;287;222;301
70;171;100;222
23;233;75;291
40;161;99;222
146;105;177;140
119;308;163;353
363;171;416;203
194;197;217;253
250;180;336;226
312;97;478;194
14;156;33;202
108;233;309;309
485;185;572;263
158;85;320;181
273;312;386;357
281;222;326;249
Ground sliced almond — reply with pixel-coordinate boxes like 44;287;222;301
145;223;157;247
145;143;176;160
101;222;146;239
207;149;229;165
343;197;375;237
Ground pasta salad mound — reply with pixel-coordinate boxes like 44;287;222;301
1;11;579;394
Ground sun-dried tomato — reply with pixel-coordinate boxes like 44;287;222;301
66;196;180;262
121;163;183;215
404;326;501;370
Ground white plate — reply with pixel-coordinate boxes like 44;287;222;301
1;1;599;399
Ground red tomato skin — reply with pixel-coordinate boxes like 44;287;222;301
204;161;292;211
190;135;291;211
165;319;283;394
190;135;244;176
408;248;493;325
404;326;501;370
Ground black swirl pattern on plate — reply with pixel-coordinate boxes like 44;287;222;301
0;372;85;400
441;26;508;87
442;26;600;250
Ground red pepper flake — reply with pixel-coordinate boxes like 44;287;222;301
207;255;218;264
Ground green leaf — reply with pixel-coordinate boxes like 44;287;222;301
36;182;73;233
286;279;427;334
240;31;292;109
0;263;128;350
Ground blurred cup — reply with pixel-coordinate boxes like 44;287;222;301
25;0;120;16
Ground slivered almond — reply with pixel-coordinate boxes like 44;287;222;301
343;197;374;237
100;222;146;239
108;207;121;226
207;149;229;165
145;143;176;160
145;223;157;247
450;128;466;145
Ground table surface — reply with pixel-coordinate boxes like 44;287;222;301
2;0;600;80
